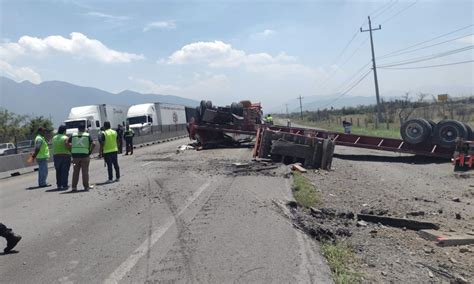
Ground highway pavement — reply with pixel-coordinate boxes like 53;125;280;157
0;138;332;283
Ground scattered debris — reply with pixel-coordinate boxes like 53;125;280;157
452;197;461;202
357;220;368;227
419;229;474;246
232;165;278;173
291;163;307;173
407;210;425;216
455;213;462;220
176;144;195;153
357;214;439;230
232;162;250;168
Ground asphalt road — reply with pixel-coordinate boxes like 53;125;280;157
0;138;332;283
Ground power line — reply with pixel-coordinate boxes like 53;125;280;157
379;45;474;68
378;60;474;70
319;70;373;109
378;24;474;59
378;33;473;60
380;1;417;24
368;0;395;18
372;0;399;20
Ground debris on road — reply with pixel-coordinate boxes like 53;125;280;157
254;127;335;169
419;229;474;246
357;214;440;230
291;163;307;173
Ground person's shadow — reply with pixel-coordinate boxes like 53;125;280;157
0;250;19;256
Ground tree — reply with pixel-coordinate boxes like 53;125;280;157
27;116;54;136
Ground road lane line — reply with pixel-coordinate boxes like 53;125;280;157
104;179;212;284
142;161;155;167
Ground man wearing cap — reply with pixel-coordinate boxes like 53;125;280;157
67;124;95;191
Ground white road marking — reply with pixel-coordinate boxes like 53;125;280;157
104;179;212;284
142;161;154;167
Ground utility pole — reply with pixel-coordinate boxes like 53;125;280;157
297;95;303;120
285;104;289;118
361;16;383;123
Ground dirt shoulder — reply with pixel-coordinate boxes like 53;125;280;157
299;145;473;282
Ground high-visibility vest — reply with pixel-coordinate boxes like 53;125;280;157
267;116;273;122
71;132;90;155
52;134;70;155
35;135;50;159
103;129;118;154
124;129;134;138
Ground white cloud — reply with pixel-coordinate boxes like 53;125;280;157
457;35;474;44
143;21;176;32
252;29;277;39
0;60;42;84
165;41;296;68
85;11;130;21
0;32;144;63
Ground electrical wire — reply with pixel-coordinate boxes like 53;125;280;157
368;0;395;18
380;1;418;24
379;45;473;67
318;69;373;109
372;0;399;20
377;33;474;60
378;24;474;59
378;60;474;70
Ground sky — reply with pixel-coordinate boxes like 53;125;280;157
0;0;473;112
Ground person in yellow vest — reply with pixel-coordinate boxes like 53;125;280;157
100;121;120;183
67;124;95;191
52;125;71;190
124;125;135;155
31;127;51;188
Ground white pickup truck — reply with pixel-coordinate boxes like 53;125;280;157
0;142;15;156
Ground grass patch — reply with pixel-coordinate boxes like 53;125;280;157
321;242;363;284
292;171;320;208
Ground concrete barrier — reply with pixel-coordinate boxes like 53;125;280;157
0;127;189;176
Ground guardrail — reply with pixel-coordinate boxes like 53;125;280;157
0;126;188;175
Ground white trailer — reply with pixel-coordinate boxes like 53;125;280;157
127;103;186;133
64;104;128;136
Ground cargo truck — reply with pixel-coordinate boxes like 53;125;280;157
126;103;186;134
64;104;128;137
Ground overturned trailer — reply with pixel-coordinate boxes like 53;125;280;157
186;100;263;148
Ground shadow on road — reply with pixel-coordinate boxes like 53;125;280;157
60;190;89;194
333;154;449;165
45;188;67;192
25;185;51;190
0;250;19;256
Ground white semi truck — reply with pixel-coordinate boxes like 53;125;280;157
64;104;128;136
127;103;186;133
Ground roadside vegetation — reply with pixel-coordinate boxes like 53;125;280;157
0;108;54;143
291;171;320;208
321;241;363;284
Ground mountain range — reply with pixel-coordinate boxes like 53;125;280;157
0;76;199;126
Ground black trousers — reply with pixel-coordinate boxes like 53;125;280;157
125;139;133;154
117;138;123;154
0;223;10;237
103;152;120;180
54;155;71;188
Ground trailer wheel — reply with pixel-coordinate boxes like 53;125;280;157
433;119;468;148
463;123;473;140
400;118;432;144
428;120;436;129
230;102;244;116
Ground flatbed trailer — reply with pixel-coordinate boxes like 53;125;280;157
253;125;454;159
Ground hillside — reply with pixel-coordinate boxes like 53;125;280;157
0;76;199;126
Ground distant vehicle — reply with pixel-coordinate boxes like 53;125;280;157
127;103;186;133
64;104;128;137
16;140;34;153
0;143;15;156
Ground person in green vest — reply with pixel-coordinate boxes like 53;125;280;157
100;121;120;183
31;127;51;188
52;125;71;190
124;125;135;155
67;124;95;191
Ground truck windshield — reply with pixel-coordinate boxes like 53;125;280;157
65;120;86;129
0;144;7;149
127;116;147;125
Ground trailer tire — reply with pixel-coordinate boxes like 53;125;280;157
463;123;473;140
231;102;244;116
400;118;432;144
433;119;468;148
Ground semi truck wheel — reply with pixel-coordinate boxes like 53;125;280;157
462;122;473;140
433;119;469;148
400;118;432;144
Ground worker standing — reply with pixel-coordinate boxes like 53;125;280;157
124;125;135;155
116;124;124;154
100;121;120;183
68;124;95;191
0;223;22;254
31;127;51;188
52;125;71;190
